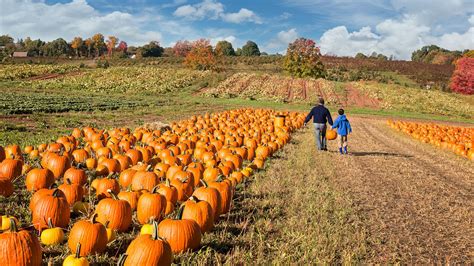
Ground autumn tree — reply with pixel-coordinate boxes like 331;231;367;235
84;38;94;57
241;41;260;56
92;33;105;57
215;40;235;56
106;36;118;57
284;37;325;78
173;40;192;57
42;38;70;57
184;39;216;70
450;57;474;95
71;37;83;57
137;41;164;57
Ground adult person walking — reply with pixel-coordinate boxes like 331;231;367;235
304;98;333;151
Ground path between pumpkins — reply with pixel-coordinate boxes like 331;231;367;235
321;116;473;263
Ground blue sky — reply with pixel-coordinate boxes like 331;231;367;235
1;0;473;59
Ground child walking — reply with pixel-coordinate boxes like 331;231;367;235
331;109;352;154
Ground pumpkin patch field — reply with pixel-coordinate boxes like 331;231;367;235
0;108;307;264
0;63;473;265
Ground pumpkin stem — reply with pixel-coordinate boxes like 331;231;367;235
200;179;209;187
90;213;99;224
104;220;110;228
175;204;185;220
151;220;159;240
150;185;160;194
52;188;62;197
117;254;127;266
48;183;58;189
216;175;225;182
189;196;199;203
75;243;82;259
66;178;72;185
8;218;18;232
165;178;171;187
47;217;54;229
107;189;118;200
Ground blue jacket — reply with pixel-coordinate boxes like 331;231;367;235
304;105;333;125
332;114;352;136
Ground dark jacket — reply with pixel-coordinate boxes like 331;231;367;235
304;105;333;125
332;114;352;135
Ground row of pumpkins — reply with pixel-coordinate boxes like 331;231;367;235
387;120;474;160
0;108;305;265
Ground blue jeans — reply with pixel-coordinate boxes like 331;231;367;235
313;123;327;150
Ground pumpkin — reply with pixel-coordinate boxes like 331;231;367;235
104;221;117;243
326;129;337;140
0;178;14;197
131;167;159;192
0;215;19;231
121;221;172;266
59;178;84;205
29;186;66;211
96;190;132;232
95;175;120;199
170;176;193;202
31;188;70;230
208;178;233;215
158;205;202;253
157;179;178;204
192;180;222;221
137;186;166;224
63;243;90;266
0;218;42;265
119;168;137;188
0;159;22;181
68;214;108;256
182;196;214;233
118;188;140;211
46;153;71;179
63;167;87;186
40;217;65;245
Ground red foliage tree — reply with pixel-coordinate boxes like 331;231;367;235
117;41;128;53
184;39;216;70
173;40;192;57
450;57;474;95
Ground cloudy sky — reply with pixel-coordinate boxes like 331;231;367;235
1;0;473;59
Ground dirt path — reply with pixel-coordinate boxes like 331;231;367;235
327;117;473;263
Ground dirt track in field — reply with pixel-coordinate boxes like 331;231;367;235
325;117;473;263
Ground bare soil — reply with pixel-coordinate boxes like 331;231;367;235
327;117;473;263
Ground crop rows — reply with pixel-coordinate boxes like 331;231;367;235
0;90;152;115
0;64;80;81
204;73;340;104
22;67;210;94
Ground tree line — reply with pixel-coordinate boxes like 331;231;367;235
0;34;263;60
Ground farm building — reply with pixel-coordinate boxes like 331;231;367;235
12;51;28;57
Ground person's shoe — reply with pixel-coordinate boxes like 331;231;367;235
338;148;343;154
343;147;348;154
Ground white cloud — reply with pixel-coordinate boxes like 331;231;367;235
210;35;237;46
0;0;163;46
173;0;223;20
221;8;262;24
173;0;261;24
319;15;474;59
264;28;299;53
